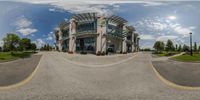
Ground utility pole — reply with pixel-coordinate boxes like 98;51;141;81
189;32;193;56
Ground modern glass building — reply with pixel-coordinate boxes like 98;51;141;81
55;13;140;55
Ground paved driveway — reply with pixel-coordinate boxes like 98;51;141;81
0;52;200;100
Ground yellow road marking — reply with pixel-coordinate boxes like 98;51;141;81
0;55;43;90
150;60;200;90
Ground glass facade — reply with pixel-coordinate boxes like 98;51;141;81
107;24;124;38
62;39;69;52
77;21;97;34
76;37;96;53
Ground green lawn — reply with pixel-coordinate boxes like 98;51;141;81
173;53;200;62
0;51;36;62
155;52;179;57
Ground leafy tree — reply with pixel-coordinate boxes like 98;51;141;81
194;42;197;52
177;44;182;52
3;33;20;51
19;38;31;51
165;39;175;52
40;44;53;51
30;43;37;52
198;46;200;52
0;47;2;52
153;41;165;53
183;44;189;52
175;44;178;51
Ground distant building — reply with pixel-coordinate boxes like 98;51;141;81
55;13;140;55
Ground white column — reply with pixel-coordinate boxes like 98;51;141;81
131;33;135;52
68;18;76;53
96;16;107;55
122;24;127;54
58;28;63;52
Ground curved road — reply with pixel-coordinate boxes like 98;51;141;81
0;52;200;100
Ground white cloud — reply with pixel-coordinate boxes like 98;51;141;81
170;23;195;37
134;17;196;38
134;18;168;32
140;34;155;40
17;28;37;36
46;32;55;40
12;0;166;15
49;8;56;12
156;35;178;41
15;17;32;28
15;17;38;36
34;38;45;48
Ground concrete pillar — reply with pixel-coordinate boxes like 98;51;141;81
131;33;135;52
96;16;107;55
68;18;76;53
122;24;127;54
137;38;140;52
58;28;63;52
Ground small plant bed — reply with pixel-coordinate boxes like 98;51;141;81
172;53;200;62
0;51;36;62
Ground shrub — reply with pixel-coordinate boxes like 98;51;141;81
96;51;101;56
68;51;73;54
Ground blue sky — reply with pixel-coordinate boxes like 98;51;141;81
0;0;200;48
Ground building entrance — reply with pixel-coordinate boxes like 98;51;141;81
76;37;96;54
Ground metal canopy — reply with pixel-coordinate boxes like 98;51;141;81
108;15;127;24
72;13;97;22
126;26;136;32
72;13;127;24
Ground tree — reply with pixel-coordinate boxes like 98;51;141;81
30;43;37;52
0;47;2;52
175;44;178;51
183;44;189;52
40;44;53;51
194;42;197;52
3;33;20;51
198;46;200;52
177;44;182;52
19;38;31;51
165;39;175;52
153;41;165;53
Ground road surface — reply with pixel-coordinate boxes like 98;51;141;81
0;52;200;100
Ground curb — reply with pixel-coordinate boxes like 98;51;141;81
0;55;43;90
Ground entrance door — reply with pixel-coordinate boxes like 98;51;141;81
80;38;85;52
76;37;96;54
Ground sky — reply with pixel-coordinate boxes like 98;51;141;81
0;0;200;48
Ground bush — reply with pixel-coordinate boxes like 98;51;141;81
80;51;87;55
164;52;177;56
153;51;163;54
122;52;127;54
68;51;73;54
101;51;106;56
96;51;101;56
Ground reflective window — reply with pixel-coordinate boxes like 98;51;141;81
77;21;96;33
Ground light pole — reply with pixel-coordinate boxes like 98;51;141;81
189;32;193;56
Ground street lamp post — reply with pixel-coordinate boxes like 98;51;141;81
189;32;193;56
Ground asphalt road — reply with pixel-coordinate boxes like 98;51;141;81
153;60;200;87
0;52;200;100
0;55;42;86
